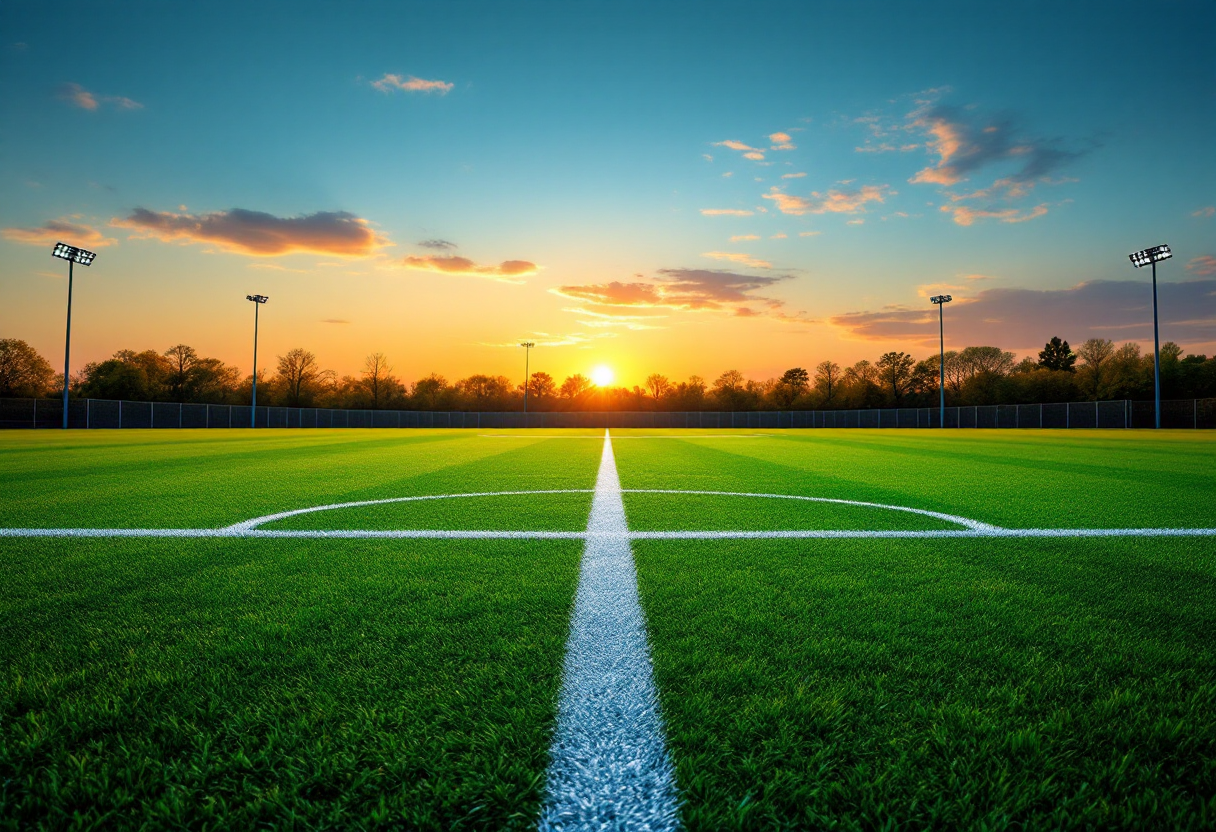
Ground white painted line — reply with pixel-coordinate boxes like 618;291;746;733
622;489;999;531
479;434;774;439
539;430;681;831
228;489;593;532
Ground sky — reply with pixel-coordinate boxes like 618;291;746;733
2;0;1214;388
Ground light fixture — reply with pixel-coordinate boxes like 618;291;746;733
51;242;98;429
1128;244;1171;428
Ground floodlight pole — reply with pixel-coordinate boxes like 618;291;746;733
1151;259;1161;430
62;258;74;430
1128;244;1171;430
930;294;952;428
247;295;268;427
520;341;535;416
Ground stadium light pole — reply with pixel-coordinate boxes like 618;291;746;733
930;294;952;428
51;243;97;429
520;341;535;416
1128;244;1172;429
246;294;268;427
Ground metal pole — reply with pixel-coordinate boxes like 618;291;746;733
251;301;259;428
1152;259;1161;429
62;260;73;428
938;299;945;428
523;344;530;417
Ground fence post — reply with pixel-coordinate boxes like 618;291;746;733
1196;399;1199;430
86;399;90;430
119;400;123;429
1094;401;1098;428
179;402;183;429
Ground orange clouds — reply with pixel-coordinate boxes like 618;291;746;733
402;254;538;282
1187;256;1216;276
702;251;771;269
57;83;143;111
941;203;1048;226
769;131;796;150
714;139;766;161
2;218;116;248
763;184;891;216
555;269;797;321
113;208;383;256
700;208;754;216
371;74;454;94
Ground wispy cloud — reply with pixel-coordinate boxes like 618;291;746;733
2;218;116;248
1193;206;1215;218
781;172;806;179
112;208;384;256
402;254;538;282
799;231;821;237
940;203;1049;226
829;279;1216;350
714;139;765;162
320;318;350;324
1187;256;1216;276
417;238;457;250
702;251;771;269
763;184;891;216
700;208;754;217
484;330;617;348
730;234;760;242
57;82;143;111
371;74;453;94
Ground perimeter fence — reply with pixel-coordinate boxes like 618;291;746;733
2;397;1214;430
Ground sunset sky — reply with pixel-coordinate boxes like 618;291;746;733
2;1;1214;388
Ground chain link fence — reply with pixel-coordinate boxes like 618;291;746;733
2;397;1213;430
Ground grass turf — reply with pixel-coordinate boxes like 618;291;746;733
3;427;1215;828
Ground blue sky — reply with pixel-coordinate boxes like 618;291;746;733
2;0;1213;384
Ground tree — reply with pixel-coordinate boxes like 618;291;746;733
559;374;592;399
362;352;395;409
275;348;323;407
876;351;915;403
958;346;1015;377
780;367;810;392
1076;338;1115;400
411;374;451;409
529;371;556;400
0;339;55;398
1038;337;1076;372
164;344;199;402
645;374;672;400
814;361;841;404
457;374;513;409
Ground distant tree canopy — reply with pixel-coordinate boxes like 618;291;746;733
3;335;1215;410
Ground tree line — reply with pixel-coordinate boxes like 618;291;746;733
2;336;1215;411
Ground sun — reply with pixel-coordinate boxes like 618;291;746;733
590;365;615;387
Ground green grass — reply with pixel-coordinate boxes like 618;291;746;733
610;430;1216;829
3;427;1215;829
0;537;582;830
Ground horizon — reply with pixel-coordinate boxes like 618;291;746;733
2;1;1214;387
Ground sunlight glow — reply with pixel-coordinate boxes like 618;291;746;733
590;365;615;387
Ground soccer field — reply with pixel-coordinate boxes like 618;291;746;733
2;428;1214;829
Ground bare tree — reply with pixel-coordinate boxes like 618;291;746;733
814;360;841;403
645;373;672;400
362;352;394;409
164;344;198;402
877;351;915;403
276;348;322;407
1076;338;1115;400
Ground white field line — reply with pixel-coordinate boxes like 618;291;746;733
539;430;681;831
479;434;774;439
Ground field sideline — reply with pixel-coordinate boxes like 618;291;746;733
2;428;1214;829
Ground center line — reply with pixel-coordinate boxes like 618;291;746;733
538;430;681;831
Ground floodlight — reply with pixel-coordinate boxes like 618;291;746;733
1128;244;1172;428
51;242;99;428
1128;244;1171;268
520;342;536;416
246;294;269;426
929;295;953;426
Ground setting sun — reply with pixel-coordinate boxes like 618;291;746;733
590;366;615;387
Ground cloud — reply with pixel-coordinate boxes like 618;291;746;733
1187;256;1216;276
770;233;787;239
700;208;754;216
769;131;796;151
702;251;772;269
402;254;538;282
2;218;116;248
763;184;891;216
485;330;618;348
781;172;806;179
1193;206;1215;218
941;203;1049;226
566;307;667;330
554;268;798;322
320;318;350;324
846;219;865;225
799;231;821;237
715;140;755;151
57;83;143;111
371;74;453;94
722;171;733;178
730;234;760;242
908;104;1085;191
743;151;765;160
113;208;383;256
417;238;457;250
829;279;1216;351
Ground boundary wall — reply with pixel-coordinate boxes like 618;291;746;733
2;397;1214;430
